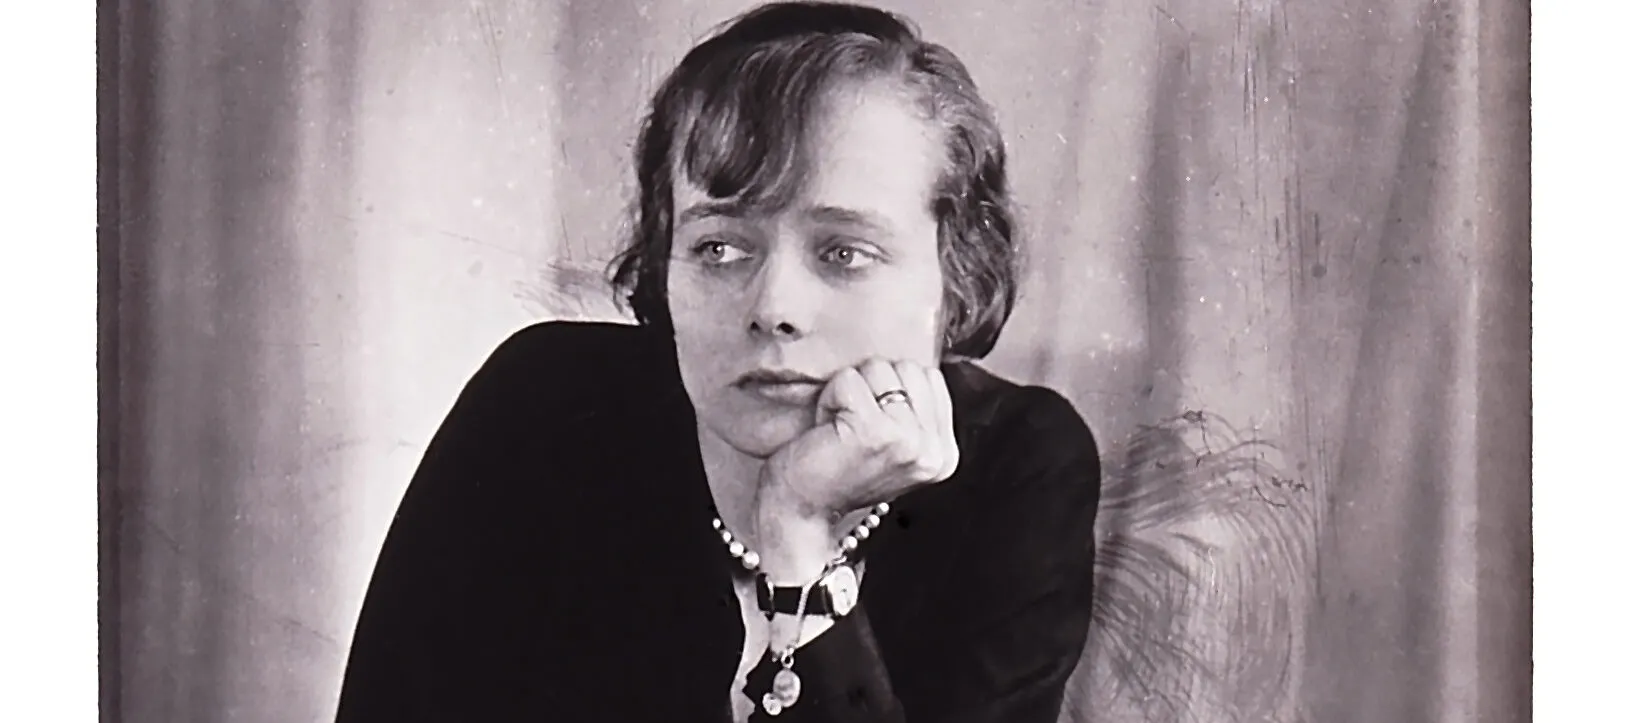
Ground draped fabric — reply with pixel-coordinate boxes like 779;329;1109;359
101;1;1529;721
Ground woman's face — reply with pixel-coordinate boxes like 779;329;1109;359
667;81;946;458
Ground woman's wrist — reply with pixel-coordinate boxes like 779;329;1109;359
754;478;841;584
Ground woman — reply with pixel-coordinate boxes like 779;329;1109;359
336;3;1101;721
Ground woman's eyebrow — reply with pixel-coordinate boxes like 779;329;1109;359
803;205;893;235
677;200;751;225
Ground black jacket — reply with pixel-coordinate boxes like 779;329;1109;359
336;321;1101;722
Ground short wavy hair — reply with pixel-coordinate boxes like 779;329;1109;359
609;1;1020;360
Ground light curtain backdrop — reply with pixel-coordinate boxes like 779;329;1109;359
101;0;1529;721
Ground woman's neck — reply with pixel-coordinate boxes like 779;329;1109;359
695;422;767;545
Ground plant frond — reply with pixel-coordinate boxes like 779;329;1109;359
1082;408;1315;722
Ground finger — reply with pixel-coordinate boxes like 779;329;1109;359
926;367;954;440
928;367;960;480
893;360;947;479
892;361;936;435
856;358;911;421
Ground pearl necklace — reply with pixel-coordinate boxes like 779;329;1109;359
709;501;893;572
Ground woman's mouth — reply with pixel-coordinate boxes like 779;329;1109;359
735;370;823;406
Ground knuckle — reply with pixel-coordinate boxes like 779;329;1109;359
931;440;960;481
913;452;941;479
834;367;864;387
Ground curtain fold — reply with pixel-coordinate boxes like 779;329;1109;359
105;1;1529;721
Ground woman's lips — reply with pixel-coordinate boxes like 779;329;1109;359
734;370;824;406
738;379;822;406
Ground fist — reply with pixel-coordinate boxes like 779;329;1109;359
761;358;960;520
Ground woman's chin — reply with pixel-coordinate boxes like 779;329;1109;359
714;411;811;459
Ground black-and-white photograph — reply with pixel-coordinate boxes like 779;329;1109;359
95;1;1531;721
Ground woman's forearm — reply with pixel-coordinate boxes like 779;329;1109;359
754;481;844;648
748;479;905;721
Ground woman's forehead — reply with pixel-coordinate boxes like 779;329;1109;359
672;84;943;222
676;74;937;166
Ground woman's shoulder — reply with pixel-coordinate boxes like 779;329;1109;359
944;363;1097;453
432;320;678;454
941;362;1102;497
482;319;665;377
467;320;673;401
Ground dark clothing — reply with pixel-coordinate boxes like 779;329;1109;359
336;321;1101;722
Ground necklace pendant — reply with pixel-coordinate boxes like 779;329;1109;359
772;668;802;707
761;692;784;716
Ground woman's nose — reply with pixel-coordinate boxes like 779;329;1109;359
747;251;817;339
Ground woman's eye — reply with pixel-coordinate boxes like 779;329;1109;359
694;239;749;265
821;244;876;270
